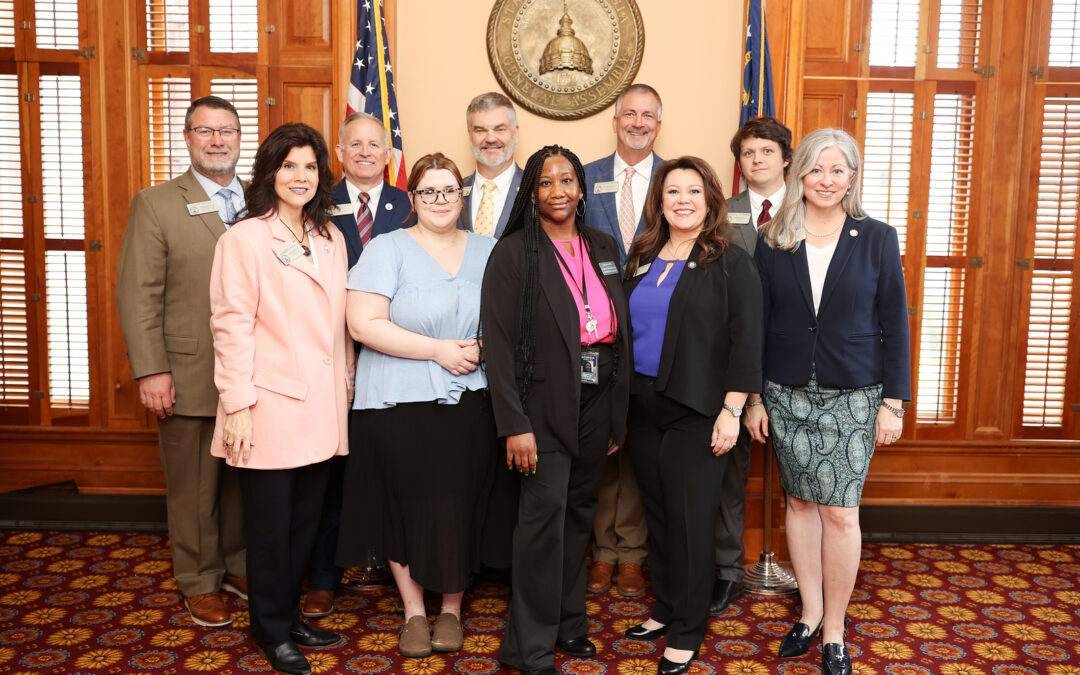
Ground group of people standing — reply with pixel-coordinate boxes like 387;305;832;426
116;84;910;675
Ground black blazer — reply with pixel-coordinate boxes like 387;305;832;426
330;178;414;269
754;215;911;400
625;243;763;417
482;227;631;455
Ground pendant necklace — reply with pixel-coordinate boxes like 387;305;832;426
280;216;311;255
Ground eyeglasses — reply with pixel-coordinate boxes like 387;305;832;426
188;126;240;140
412;187;463;204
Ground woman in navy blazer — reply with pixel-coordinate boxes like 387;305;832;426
620;156;762;675
747;128;910;675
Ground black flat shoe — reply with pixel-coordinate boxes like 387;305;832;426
822;642;853;675
658;648;699;675
778;619;822;658
708;579;743;616
625;622;669;640
257;640;311;675
556;636;597;657
289;622;342;647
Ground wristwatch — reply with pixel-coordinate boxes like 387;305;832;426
881;402;905;418
722;403;743;418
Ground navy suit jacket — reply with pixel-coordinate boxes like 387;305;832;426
330;178;413;269
583;151;663;267
459;165;523;238
754;216;911;400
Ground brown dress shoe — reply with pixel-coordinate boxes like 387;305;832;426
398;615;432;658
185;592;232;627
587;561;615;594
301;589;335;618
222;575;248;600
430;612;463;652
616;562;645;597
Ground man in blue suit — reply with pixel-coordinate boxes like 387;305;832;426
302;111;412;620
583;83;663;598
460;92;523;239
330;111;413;269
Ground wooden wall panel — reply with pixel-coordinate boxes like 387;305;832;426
803;0;863;77
282;80;333;140
800;79;858;136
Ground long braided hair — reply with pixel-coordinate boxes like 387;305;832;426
500;145;620;409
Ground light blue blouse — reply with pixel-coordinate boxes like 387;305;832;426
348;228;496;409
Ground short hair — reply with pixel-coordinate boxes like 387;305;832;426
406;152;464;192
185;96;240;130
338;111;391;148
729;116;793;177
762;127;867;250
465;91;518;128
614;83;662;120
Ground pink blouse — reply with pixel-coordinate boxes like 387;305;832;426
551;237;617;345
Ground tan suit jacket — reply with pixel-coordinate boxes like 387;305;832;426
116;168;227;417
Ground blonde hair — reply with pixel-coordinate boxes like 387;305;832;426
761;127;867;250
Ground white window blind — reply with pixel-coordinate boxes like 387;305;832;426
862;91;914;251
145;0;189;52
35;0;79;51
147;77;192;185
937;0;982;69
869;0;919;67
0;1;15;48
210;78;258;180
208;0;258;53
0;250;28;408
0;74;22;239
45;250;88;408
1049;0;1080;67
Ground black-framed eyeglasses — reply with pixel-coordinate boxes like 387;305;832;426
412;187;463;204
188;126;240;140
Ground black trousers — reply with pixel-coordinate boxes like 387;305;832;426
499;345;614;672
628;374;728;650
714;425;751;580
307;455;345;590
237;459;331;644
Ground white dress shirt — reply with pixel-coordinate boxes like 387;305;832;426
613;152;654;227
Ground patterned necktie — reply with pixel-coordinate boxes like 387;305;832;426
474;180;497;237
618;167;636;253
757;198;772;228
357;192;373;247
217;187;236;223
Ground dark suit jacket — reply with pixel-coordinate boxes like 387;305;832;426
725;190;758;255
460;165;523;238
754;216;912;400
330;178;413;269
583;152;663;267
482;227;631;455
625;244;763;416
116;168;227;417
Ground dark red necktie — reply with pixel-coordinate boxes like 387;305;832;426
357;192;373;247
757;199;772;228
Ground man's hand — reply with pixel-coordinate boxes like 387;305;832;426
138;372;176;419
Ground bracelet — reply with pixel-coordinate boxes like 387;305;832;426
881;401;905;418
746;399;763;407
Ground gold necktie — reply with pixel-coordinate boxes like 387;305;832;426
474;180;497;237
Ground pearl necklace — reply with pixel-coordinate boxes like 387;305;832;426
804;221;844;238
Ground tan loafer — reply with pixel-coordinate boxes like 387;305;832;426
430;612;463;652
185;592;232;627
398;615;432;658
302;589;335;618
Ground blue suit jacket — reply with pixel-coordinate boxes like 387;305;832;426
330;178;414;269
582;151;663;268
459;165;523;238
754;216;911;400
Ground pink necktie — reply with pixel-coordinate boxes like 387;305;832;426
357;192;373;247
618;167;636;253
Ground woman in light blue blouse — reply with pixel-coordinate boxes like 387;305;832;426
336;153;496;659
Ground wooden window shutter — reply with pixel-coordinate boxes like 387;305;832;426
0;3;14;48
862;90;915;252
208;0;258;54
147;76;192;185
145;0;190;53
34;0;80;51
0;71;27;420
936;0;982;69
209;77;258;179
1049;0;1080;66
869;0;920;67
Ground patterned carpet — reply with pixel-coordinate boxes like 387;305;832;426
0;531;1078;674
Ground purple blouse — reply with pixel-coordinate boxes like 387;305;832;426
629;258;686;377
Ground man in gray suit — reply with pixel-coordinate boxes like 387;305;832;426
116;96;248;628
710;115;793;615
460;92;522;238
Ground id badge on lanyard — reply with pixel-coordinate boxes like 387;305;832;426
580;348;599;385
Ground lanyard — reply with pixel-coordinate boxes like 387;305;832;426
551;235;610;343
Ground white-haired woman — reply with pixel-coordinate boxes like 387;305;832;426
745;128;910;675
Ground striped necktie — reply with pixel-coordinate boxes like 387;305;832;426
357;192;373;247
217;187;236;224
474;180;497;237
618;167;636;253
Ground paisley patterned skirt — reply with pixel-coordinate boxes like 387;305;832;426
762;372;882;507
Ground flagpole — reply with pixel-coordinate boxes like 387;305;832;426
742;437;797;595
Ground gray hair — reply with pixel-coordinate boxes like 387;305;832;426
762;127;867;250
465;91;518;128
338;111;391;148
614;83;662;120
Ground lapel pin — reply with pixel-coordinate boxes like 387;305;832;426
324;244;331;253
849;229;858;237
385;203;393;210
688;261;697;269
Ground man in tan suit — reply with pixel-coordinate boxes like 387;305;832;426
116;96;247;628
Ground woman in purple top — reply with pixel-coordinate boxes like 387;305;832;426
621;156;763;675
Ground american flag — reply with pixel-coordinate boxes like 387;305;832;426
346;0;407;190
733;0;776;193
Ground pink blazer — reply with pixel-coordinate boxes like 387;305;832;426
209;214;354;469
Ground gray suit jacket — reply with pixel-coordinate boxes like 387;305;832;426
726;190;758;255
460;165;523;238
116;169;227;417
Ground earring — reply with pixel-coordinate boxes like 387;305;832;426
576;197;586;217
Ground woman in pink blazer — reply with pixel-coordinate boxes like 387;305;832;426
210;123;353;675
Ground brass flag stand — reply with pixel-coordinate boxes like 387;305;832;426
742;438;798;595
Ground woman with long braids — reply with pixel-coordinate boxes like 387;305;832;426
482;145;631;675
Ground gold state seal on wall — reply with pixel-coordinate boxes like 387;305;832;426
487;0;645;120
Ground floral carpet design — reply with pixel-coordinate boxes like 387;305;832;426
0;531;1078;673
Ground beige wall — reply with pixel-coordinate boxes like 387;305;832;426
395;0;744;191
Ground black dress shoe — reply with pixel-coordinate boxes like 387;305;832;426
289;622;343;647
778;619;822;658
822;642;853;675
556;636;597;657
658;648;699;675
257;640;311;675
625;622;669;640
708;579;742;616
523;669;559;675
